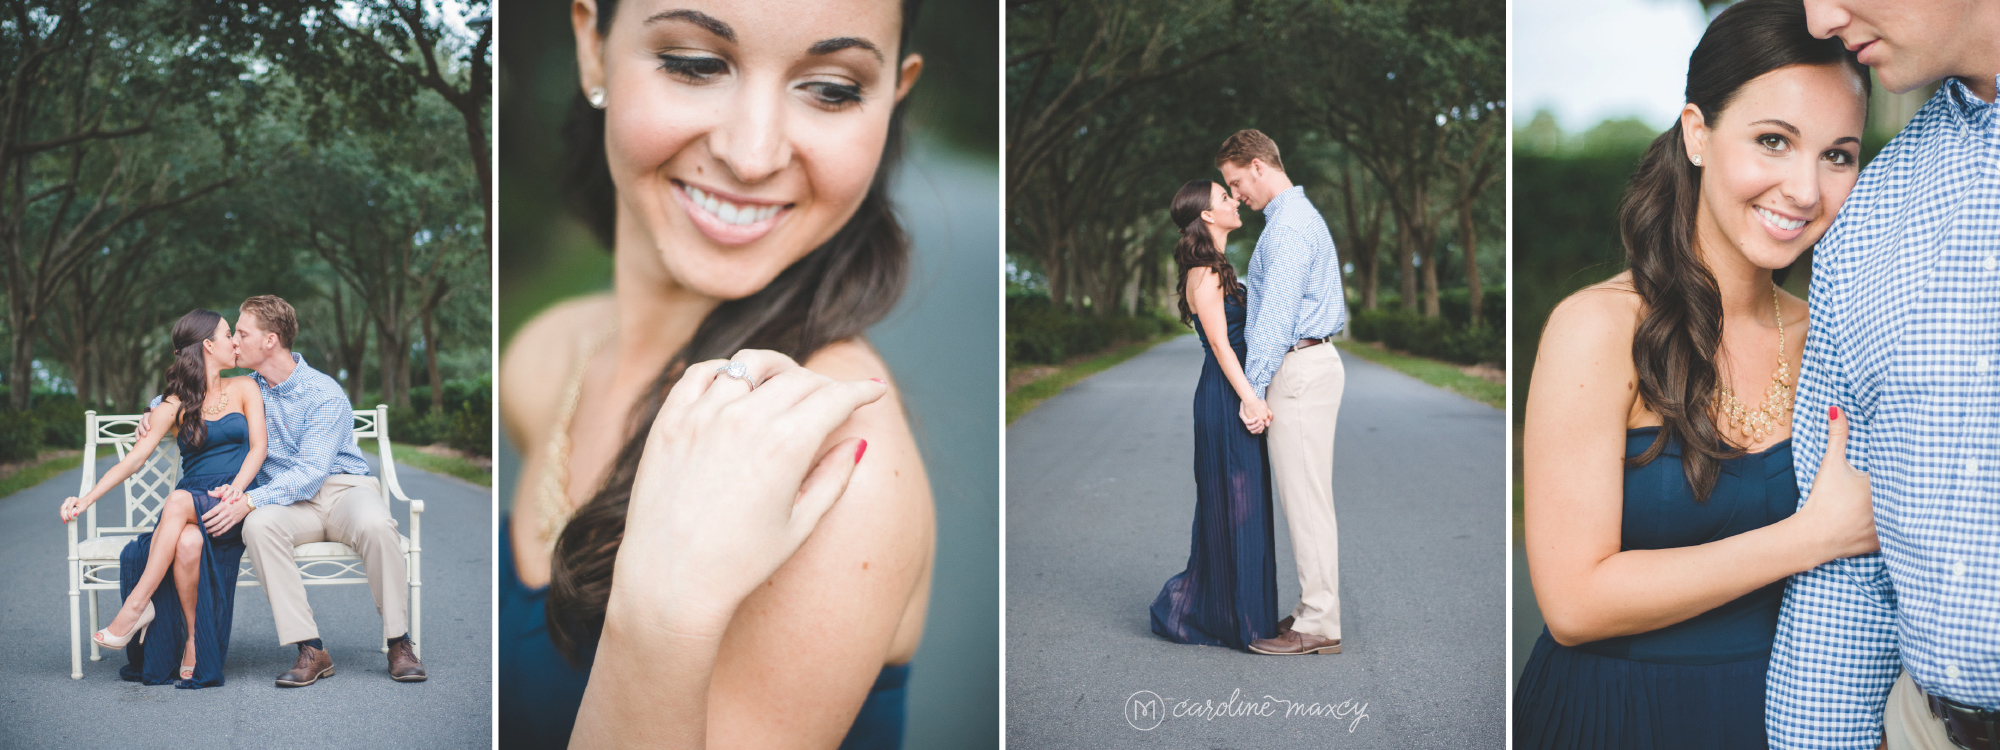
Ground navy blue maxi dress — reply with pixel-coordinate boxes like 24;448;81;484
1150;294;1280;651
1513;427;1797;749
118;411;256;688
498;518;911;749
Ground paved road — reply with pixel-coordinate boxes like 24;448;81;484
1006;336;1506;748
0;453;492;749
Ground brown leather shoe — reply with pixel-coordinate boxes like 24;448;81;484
1276;616;1295;636
1248;630;1342;655
276;644;335;687
387;638;427;682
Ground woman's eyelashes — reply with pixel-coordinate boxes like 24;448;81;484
1756;133;1791;153
802;80;864;109
652;52;868;110
1822;148;1857;167
658;53;727;82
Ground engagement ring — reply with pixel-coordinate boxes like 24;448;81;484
717;360;755;388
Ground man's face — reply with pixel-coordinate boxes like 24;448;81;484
1218;160;1264;211
234;309;270;369
1804;0;1985;94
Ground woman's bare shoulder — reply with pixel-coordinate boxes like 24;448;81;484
225;375;260;398
500;294;615;449
801;337;932;533
1546;275;1642;341
1531;274;1644;421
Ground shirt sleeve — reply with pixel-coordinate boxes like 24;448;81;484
1766;233;1900;750
148;394;163;409
1243;224;1304;400
247;394;345;507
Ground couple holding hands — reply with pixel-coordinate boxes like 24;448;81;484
59;296;422;689
1518;1;2000;748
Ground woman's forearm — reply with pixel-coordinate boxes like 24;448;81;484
231;447;265;493
1192;295;1260;404
1534;513;1826;645
570;582;735;749
81;448;154;508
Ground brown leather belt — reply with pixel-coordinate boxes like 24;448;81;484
1922;681;2000;750
1291;337;1327;352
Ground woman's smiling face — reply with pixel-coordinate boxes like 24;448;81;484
1684;62;1866;272
574;0;920;300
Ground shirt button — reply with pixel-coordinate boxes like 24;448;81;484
1982;358;1994;374
1953;560;1968;578
1948;664;1963;680
1969;459;1981;475
1987;256;1998;271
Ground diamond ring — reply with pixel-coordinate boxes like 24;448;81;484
716;360;755;388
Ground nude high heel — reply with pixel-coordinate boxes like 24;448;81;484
93;602;154;651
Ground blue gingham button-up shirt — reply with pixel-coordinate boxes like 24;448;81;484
1243;186;1347;399
1768;75;2000;749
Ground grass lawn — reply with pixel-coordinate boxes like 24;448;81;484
1006;335;1180;425
360;442;492;487
0;446;112;500
1334;341;1505;409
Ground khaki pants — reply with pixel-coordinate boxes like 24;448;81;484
241;474;407;645
1265;343;1345;640
1886;670;1960;750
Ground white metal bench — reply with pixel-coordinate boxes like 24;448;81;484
63;405;424;679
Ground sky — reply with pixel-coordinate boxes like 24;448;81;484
1513;0;1713;132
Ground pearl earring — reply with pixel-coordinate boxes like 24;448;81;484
588;87;607;109
1691;154;1703;167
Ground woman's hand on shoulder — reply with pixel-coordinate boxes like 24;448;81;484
707;339;934;748
616;347;891;633
499;294;613;452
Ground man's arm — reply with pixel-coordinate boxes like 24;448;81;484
246;395;349;507
1767;235;1899;750
1242;224;1305;400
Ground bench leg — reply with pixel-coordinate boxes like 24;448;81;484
411;551;422;659
87;588;101;662
69;564;82;679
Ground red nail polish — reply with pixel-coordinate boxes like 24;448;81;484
869;378;884;384
1830;405;1841;421
855;439;868;463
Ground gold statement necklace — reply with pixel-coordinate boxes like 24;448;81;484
1716;283;1793;445
201;383;229;416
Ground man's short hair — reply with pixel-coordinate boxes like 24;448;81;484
240;295;297;349
1215;129;1285;171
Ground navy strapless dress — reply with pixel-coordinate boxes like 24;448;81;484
1150;295;1279;651
1514;427;1797;749
498;517;911;748
118;411;256;688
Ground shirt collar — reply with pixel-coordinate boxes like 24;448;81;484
254;352;312;395
1940;75;1999;132
1262;185;1306;220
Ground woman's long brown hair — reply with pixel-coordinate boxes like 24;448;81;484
545;0;923;664
1621;0;1864;501
1171;180;1242;326
165;310;224;450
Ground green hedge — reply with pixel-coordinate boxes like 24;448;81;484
0;394;91;463
1006;296;1181;366
1347;308;1503;366
0;410;43;463
386;374;491;456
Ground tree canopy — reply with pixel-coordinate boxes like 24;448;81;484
0;0;489;414
1006;0;1503;325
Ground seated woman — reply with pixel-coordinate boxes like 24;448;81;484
62;308;266;687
